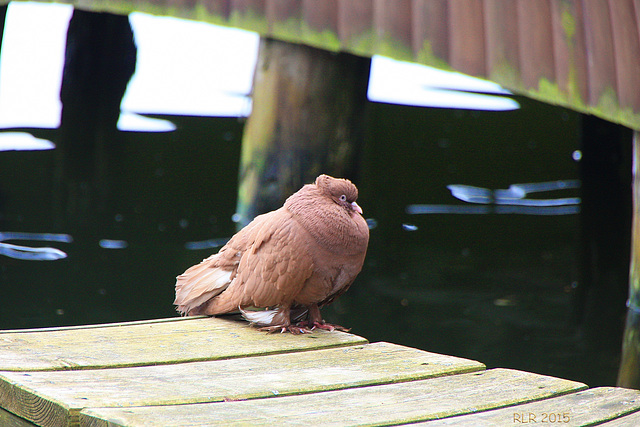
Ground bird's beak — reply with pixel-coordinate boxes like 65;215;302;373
351;201;363;215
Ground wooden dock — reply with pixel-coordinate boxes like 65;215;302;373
0;317;639;426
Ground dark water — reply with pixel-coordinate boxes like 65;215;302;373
0;116;243;326
1;93;630;388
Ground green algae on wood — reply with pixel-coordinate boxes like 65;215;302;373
79;368;587;426
420;387;640;426
0;317;366;372
0;342;485;426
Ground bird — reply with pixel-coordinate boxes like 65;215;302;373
174;174;369;334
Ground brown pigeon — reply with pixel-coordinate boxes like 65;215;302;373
174;174;369;334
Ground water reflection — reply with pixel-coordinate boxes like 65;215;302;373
368;56;520;111
492;180;581;206
0;3;68;129
0;243;66;261
0;132;55;151
184;238;230;251
0;232;72;260
408;180;581;215
116;112;176;132
98;239;128;249
0;231;73;243
401;223;419;231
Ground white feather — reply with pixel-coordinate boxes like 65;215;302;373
239;308;278;326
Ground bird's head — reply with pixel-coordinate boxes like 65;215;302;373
315;174;363;215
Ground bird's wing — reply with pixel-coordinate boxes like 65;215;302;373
207;209;315;312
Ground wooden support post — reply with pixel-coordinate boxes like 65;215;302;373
54;9;136;229
235;38;371;227
575;117;632;378
618;131;640;388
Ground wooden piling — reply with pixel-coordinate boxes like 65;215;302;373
576;116;632;387
618;131;640;388
235;38;371;227
54;9;136;228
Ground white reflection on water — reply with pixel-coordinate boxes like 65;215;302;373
184;237;230;251
446;185;492;204
99;239;129;249
402;223;419;231
116;112;176;132
0;243;67;261
368;56;520;111
0;2;70;129
407;180;581;215
0;232;72;261
0;132;55;151
492;180;581;206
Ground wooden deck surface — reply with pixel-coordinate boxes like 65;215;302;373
0;317;638;426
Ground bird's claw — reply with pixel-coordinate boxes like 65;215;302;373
313;321;351;332
295;320;351;333
257;325;312;335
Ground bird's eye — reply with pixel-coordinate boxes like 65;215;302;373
339;195;347;202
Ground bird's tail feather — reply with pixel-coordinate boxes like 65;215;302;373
174;262;233;315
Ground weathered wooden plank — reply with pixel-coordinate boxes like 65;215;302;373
412;0;449;65
231;0;265;15
609;0;640;112
79;368;586;426
449;0;485;76
200;0;231;19
373;0;412;52
265;0;300;39
337;0;373;48
0;407;35;427
0;342;484;427
635;0;640;41
484;0;520;85
517;0;555;89
229;0;268;33
418;386;640;425
0;317;367;371
265;0;298;22
582;0;617;107
598;405;640;425
302;0;338;35
549;0;589;104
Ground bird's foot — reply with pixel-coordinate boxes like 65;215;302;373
296;320;351;332
256;324;313;335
